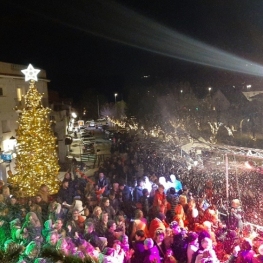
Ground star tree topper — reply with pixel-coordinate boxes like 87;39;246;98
21;64;40;82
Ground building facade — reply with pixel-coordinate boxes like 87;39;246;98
0;61;49;181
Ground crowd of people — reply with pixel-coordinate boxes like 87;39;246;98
0;132;263;262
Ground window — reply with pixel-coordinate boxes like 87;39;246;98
0;88;3;96
16;88;22;101
1;120;10;133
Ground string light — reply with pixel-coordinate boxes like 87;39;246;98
8;66;60;197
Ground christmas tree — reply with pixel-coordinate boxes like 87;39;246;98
8;64;60;197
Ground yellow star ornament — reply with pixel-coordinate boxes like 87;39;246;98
21;64;40;81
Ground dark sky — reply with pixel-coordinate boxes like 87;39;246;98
1;0;263;102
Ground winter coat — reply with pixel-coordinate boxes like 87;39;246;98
143;245;161;263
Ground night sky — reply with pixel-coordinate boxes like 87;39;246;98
1;0;263;102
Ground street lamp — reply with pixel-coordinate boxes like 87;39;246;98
208;87;212;92
114;93;118;104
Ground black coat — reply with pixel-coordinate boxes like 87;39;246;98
171;233;187;262
121;185;132;203
133;187;143;203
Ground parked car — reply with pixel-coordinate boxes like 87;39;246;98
81;133;95;139
104;129;116;140
89;121;95;127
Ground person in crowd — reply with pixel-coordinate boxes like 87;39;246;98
66;209;86;238
7;196;21;221
174;200;186;228
84;221;106;251
164;248;177;263
47;200;62;222
133;179;145;204
101;197;116;220
112;240;125;263
108;190;121;215
34;195;48;224
63;195;85;216
194;237;219;263
170;173;183;194
119;181;133;217
53;218;66;238
115;210;127;233
163;227;174;251
26;199;42;224
130;230;146;263
236;238;255;263
130;209;149;240
153;184;167;215
139;188;150;219
18;240;41;263
41;219;53;239
22;212;42;243
187;231;199;263
37;184;50;203
95;211;109;237
149;212;168;239
77;238;98;258
96;172;110;197
170;221;188;263
253;244;263;263
186;199;199;231
42;232;59;251
166;187;179;223
153;229;166;262
228;199;243;234
55;237;74;256
143;238;161;263
120;234;129;252
103;247;115;263
191;231;211;263
57;180;74;212
90;206;102;225
203;221;217;247
105;220;123;248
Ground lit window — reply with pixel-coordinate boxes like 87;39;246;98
1;120;10;133
17;88;22;101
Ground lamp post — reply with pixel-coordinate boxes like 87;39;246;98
114;93;118;104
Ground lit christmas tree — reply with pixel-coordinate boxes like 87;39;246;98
8;64;60;197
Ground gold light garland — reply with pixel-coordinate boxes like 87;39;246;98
8;80;60;196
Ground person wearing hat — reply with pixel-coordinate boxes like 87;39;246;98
62;195;85;216
148;212;168;239
143;238;161;263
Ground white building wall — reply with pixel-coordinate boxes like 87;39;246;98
0;61;49;151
